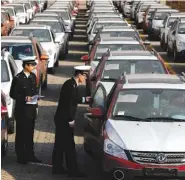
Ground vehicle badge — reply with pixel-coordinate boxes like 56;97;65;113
156;153;167;163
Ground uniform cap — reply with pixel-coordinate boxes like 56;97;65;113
74;65;91;71
22;56;37;66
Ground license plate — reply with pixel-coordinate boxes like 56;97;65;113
144;168;177;177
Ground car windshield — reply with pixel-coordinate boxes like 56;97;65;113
167;17;178;27
1;60;10;83
101;60;166;80
97;44;144;51
113;89;185;121
1;43;34;60
154;12;167;20
178;23;185;34
101;31;139;38
2;8;14;16
57;11;69;20
14;5;24;13
11;29;52;42
93;23;127;33
30;21;64;33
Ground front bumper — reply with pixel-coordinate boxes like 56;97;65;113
103;154;185;178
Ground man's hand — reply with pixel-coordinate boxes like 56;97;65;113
86;96;92;103
26;96;33;102
69;120;75;128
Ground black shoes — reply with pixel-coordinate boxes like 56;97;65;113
27;156;42;163
68;171;87;178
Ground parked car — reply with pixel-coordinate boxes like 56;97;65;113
1;90;8;157
1;5;20;27
1;49;18;134
30;17;71;58
167;17;185;61
84;73;185;180
2;35;49;89
11;25;60;74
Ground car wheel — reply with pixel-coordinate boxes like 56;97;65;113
167;44;172;56
160;35;164;49
54;60;59;67
65;43;69;54
8;118;15;134
49;67;55;74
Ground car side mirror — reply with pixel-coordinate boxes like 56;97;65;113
81;54;89;61
88;107;103;118
1;106;8;117
40;54;49;61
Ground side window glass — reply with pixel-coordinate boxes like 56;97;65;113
92;86;105;110
51;30;55;41
106;83;116;110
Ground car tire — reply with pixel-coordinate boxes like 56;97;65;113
54;60;59;67
42;73;48;90
65;43;69;54
8;118;15;134
49;67;55;74
167;44;172;56
160;35;164;49
1;128;8;157
173;45;179;62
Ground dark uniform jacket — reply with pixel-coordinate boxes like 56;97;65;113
54;78;83;126
10;71;38;119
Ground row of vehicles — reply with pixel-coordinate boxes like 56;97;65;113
1;0;80;156
116;0;185;61
83;0;185;180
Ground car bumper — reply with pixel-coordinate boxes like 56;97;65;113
103;154;185;178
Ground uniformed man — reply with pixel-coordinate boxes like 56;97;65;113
52;66;91;177
10;58;42;164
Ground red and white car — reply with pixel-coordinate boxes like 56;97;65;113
84;73;185;180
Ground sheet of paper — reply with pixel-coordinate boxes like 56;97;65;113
105;64;119;70
117;111;125;115
117;94;138;103
26;95;44;105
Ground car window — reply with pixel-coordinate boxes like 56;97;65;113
11;29;52;42
25;3;30;9
58;11;69;20
14;5;24;13
1;60;10;82
154;12;167;20
112;89;185;121
97;44;144;51
2;43;34;60
30;21;64;33
50;30;56;41
167;17;178;27
92;86;105;110
101;31;139;38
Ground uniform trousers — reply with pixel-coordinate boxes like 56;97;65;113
15;105;36;160
52;123;78;174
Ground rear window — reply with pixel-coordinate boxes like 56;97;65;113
154;12;168;20
1;60;10;82
178;23;185;34
1;43;34;60
101;60;166;80
11;29;52;42
14;5;24;13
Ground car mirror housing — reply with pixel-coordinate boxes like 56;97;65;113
81;54;89;61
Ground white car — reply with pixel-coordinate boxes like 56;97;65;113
167;18;185;61
11;25;60;73
122;0;132;17
24;2;35;20
7;3;30;24
160;13;185;50
1;6;20;27
1;50;18;134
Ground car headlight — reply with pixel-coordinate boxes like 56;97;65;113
177;41;185;47
104;120;128;160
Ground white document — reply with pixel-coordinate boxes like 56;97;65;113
26;95;44;105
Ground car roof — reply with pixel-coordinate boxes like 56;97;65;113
100;36;139;42
35;13;58;16
13;25;51;29
102;28;135;32
155;9;179;12
1;6;14;9
1;36;32;43
168;13;185;17
7;3;23;6
97;20;126;23
32;18;59;22
121;74;185;90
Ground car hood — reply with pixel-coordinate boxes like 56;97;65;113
14;60;24;73
153;20;164;27
100;81;115;96
109;119;185;152
16;12;26;16
176;34;185;42
40;42;55;52
55;32;65;40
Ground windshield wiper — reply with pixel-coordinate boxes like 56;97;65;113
101;78;117;81
113;115;145;121
145;117;185;122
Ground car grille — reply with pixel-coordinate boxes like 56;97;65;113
130;151;185;165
